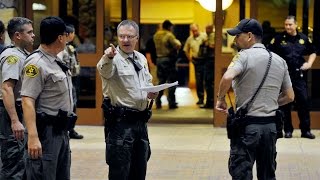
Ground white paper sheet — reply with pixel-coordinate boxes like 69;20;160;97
140;81;178;92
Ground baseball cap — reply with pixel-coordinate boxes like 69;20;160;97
227;18;263;36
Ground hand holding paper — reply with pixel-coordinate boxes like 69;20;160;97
140;81;178;92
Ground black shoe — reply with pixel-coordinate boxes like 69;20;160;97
69;130;84;139
284;132;292;138
169;103;178;109
196;100;204;105
200;104;213;109
301;131;315;139
156;104;162;109
277;132;283;139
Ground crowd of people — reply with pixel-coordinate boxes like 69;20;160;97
0;14;318;180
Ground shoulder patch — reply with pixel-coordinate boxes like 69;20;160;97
25;64;39;78
6;55;19;64
270;38;275;44
228;53;240;68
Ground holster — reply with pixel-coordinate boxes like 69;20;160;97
102;98;114;141
226;107;247;139
275;109;284;138
36;109;77;135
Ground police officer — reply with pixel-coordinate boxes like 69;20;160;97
183;23;208;106
216;18;294;179
0;20;5;52
0;17;34;179
21;16;73;179
60;24;84;139
97;20;158;180
153;20;181;109
269;16;317;139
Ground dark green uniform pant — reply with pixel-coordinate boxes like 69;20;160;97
106;119;151;180
0;103;26;180
25;126;70;180
229;123;277;180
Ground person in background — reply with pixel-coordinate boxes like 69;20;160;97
153;20;181;109
261;20;276;48
21;16;73;179
269;15;317;139
216;18;294;180
0;17;34;179
97;19;158;180
183;23;208;106
199;24;215;109
0;20;5;52
59;24;84;139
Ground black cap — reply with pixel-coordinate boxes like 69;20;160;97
66;24;75;33
227;18;263;36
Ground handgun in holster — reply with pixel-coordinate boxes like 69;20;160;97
226;107;247;139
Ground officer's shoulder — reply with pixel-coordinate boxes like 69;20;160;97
26;50;44;63
298;32;308;39
27;50;41;58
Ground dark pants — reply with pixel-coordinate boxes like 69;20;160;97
281;76;310;133
204;58;214;105
105;117;151;180
25;126;71;180
71;76;80;126
193;58;214;105
192;58;205;102
0;102;26;180
229;122;277;180
156;57;177;107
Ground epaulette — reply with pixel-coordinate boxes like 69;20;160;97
26;50;41;59
0;45;15;55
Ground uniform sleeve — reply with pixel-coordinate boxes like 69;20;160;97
96;54;116;79
183;37;191;53
168;34;181;49
304;37;316;55
21;64;44;100
268;37;278;53
2;55;21;82
208;33;215;47
228;51;247;76
281;61;292;91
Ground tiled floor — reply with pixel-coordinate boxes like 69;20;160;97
71;124;320;180
70;87;320;180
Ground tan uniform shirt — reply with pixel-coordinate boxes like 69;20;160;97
97;47;153;111
153;29;181;57
0;46;28;100
21;46;74;116
183;32;207;58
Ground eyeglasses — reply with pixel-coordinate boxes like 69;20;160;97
118;34;137;40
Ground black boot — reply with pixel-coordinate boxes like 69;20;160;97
69;129;84;139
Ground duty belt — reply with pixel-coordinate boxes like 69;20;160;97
245;116;276;125
113;106;149;121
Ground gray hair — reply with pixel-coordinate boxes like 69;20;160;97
7;17;33;39
117;20;139;37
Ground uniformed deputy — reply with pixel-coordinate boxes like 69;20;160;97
216;18;294;180
0;20;5;52
0;17;34;179
21;16;73;180
269;15;317;139
183;23;208;106
97;20;158;180
153;19;181;109
59;24;83;139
